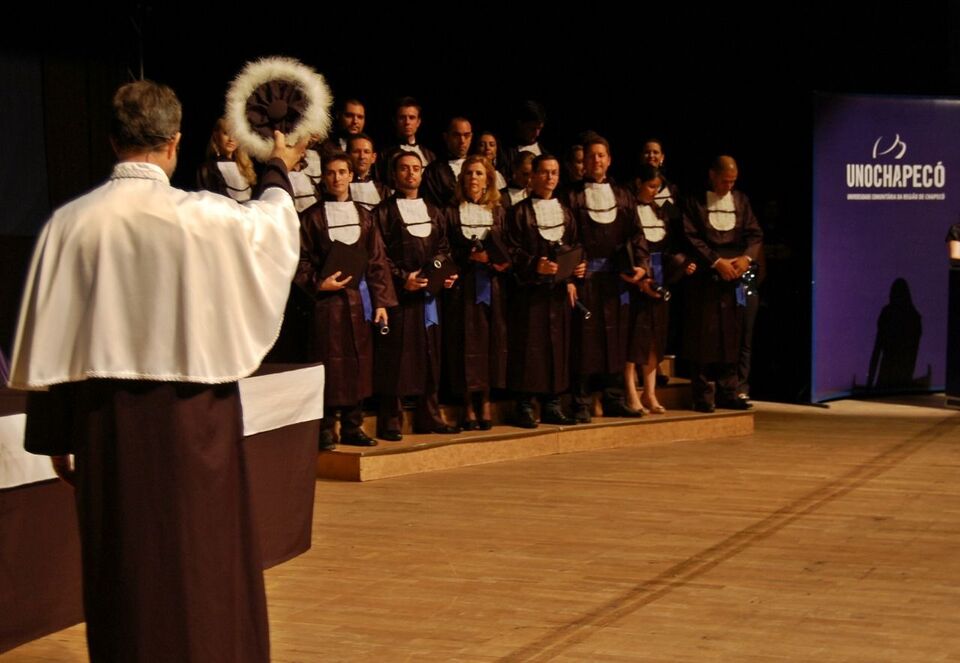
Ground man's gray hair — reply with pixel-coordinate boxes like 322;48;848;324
110;80;182;153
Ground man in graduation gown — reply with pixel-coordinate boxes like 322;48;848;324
347;133;388;212
504;154;585;428
421;116;473;208
373;152;459;440
565;135;648;422
319;97;367;157
380;97;436;186
296;152;397;449
7;80;306;663
500;99;549;170
682;155;763;412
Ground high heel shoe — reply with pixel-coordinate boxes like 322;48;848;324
641;399;666;414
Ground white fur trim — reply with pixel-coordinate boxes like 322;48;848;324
226;56;333;162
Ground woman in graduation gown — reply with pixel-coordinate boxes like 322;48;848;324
472;131;509;191
295;152;397;448
504;154;585;428
443;156;511;429
373;152;459;440
196;117;257;201
624;165;695;413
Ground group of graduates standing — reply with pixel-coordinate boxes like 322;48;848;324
198;97;764;448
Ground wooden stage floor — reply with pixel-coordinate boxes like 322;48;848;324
4;397;959;661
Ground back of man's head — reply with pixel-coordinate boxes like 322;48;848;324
110;80;182;155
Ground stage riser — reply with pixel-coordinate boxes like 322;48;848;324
317;411;753;482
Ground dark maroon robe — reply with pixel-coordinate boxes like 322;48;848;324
373;195;451;397
628;200;690;363
30;380;269;663
196;157;252;200
566;180;649;376
295;200;397;408
503;196;579;394
349;176;389;212
421;159;460;209
379;142;437;187
442;204;510;394
682;189;763;364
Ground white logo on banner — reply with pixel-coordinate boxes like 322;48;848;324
845;134;945;201
872;134;907;159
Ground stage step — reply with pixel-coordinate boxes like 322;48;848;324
330;378;693;438
317;408;753;482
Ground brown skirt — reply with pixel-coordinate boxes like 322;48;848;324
41;379;269;663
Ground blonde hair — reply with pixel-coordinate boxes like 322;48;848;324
455;156;501;210
206;118;256;187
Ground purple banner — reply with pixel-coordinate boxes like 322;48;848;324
813;93;959;401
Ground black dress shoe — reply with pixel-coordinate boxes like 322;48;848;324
540;409;576;425
319;430;337;451
603;403;644;418
692;402;715;413
573;407;592;424
414;424;460;434
339;430;378;447
462;420;480;431
514;410;538;429
478;419;493;431
717;398;753;411
378;430;403;441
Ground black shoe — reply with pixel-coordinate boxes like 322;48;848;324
603;402;644;418
319;430;337;451
378;430;403;441
414;424;460;434
340;430;378;447
541;408;576;425
462;420;480;431
478;419;493;431
573;407;592;424
717;398;753;411
514;410;538;429
692;402;715;413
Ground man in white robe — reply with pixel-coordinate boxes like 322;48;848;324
8;79;306;663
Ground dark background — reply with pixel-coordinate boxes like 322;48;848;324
3;2;959;401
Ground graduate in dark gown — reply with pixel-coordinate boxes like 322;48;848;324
640;138;682;214
500;99;548;172
682;155;763;412
560;143;584;195
565;135;648;422
373;152;459;440
501;151;534;210
442;156;511;430
639;138;691;389
379;97;436;187
503;154;586;428
624;165;696;414
295;152;397;449
422;116;473;209
317;98;366;158
196;117;257;201
347;133;389;212
472;130;509;190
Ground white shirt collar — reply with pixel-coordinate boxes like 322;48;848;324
111;161;170;184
